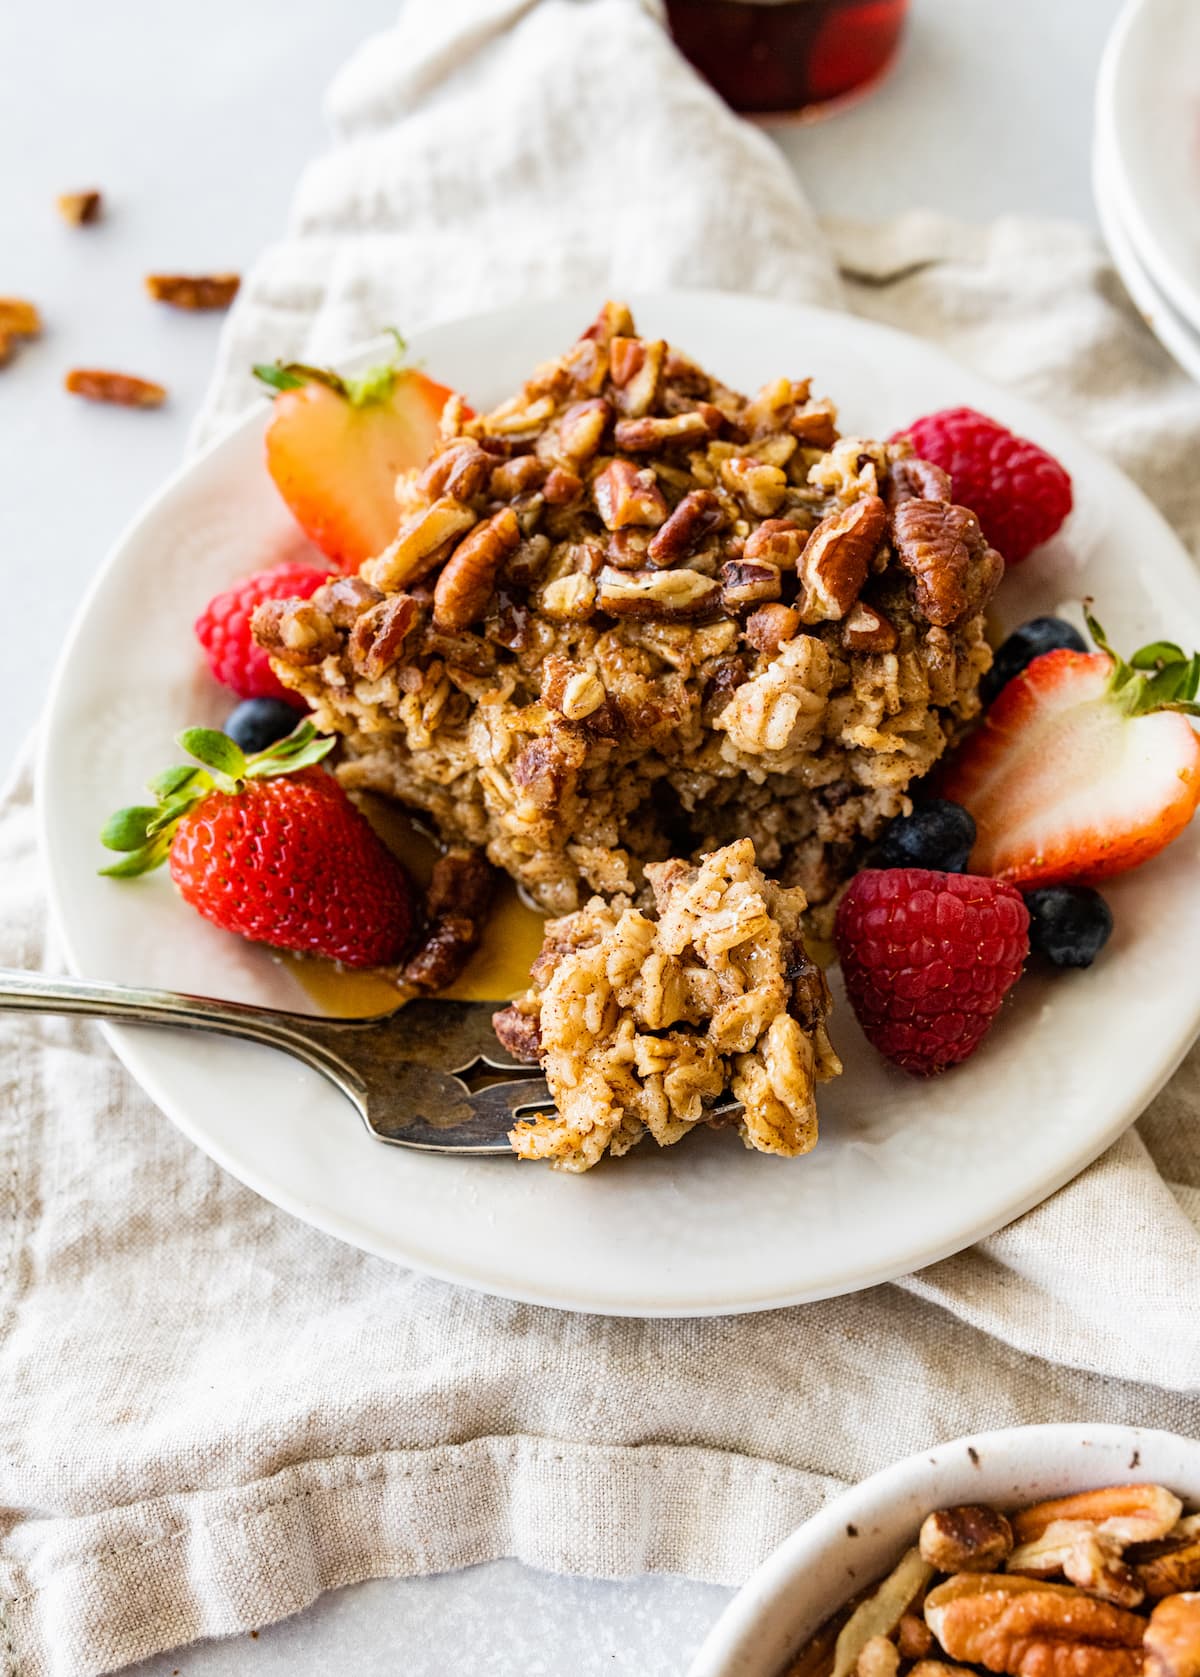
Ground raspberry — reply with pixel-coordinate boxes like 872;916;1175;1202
893;407;1073;564
834;869;1030;1076
195;562;330;703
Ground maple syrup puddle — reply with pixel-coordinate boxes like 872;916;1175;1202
278;794;547;1018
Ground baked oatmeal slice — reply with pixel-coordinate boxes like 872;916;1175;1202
255;301;999;919
492;839;842;1172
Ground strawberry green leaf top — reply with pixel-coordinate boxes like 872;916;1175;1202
100;721;334;876
1084;604;1200;718
251;332;459;573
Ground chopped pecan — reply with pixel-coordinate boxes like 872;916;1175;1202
646;489;724;565
348;593;419;680
922;1507;1015;1574
489;453;547;498
510;730;584;812
892;498;1004;627
721;560;781;608
606;528;653;571
702;656;748;721
797;495;887;623
581;300;634;344
56;189;102;225
790;400;839;449
841;602;897;653
887;455;952;508
501;533;552;588
366;498;478;591
593;459;669;529
542;658;607;721
492;1003;543;1063
923;1574;1145;1677
556;397;612;465
433;507;520;632
543;466;583;504
418;439;493;501
251;598;338;667
1133;1517;1200;1598
745;603;801;654
64;367;165;407
539;572;596;622
720;455;789;517
596;566;721;621
401;847;496;992
316;573;383;627
1013;1487;1182;1548
0;298;41;338
479;392;556;436
145;273;240;310
744;518;809;569
614;412;710;451
1144;1591;1200;1677
611;336;665;416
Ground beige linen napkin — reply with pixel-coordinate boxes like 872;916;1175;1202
5;5;1200;1675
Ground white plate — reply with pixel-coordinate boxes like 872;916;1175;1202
37;289;1200;1316
1094;118;1200;384
1098;0;1200;335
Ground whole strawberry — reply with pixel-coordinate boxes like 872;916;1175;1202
100;724;415;968
893;407;1072;564
196;561;331;704
835;868;1030;1077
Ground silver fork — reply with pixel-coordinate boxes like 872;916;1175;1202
0;968;741;1154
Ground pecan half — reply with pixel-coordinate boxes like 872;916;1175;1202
581;300;634;345
365;498;478;591
892;498;1004;627
797;494;887;623
596;566;721;621
745;603;801;654
606;529;653;571
489;453;547;499
0;298;41;337
887;455;952;508
433;507;520;631
1144;1591;1200;1677
64;367;165;407
614;412;710;451
145;273;240;310
557;397;612;465
593;459;669;529
721;560;781;609
921;1507;1015;1574
744;518;809;569
1013;1487;1183;1548
543;465;583;504
647;489;723;565
56;189;102;225
790;400;839;449
841;602;898;653
1008;1524;1144;1609
348;593;419;680
924;1574;1145;1677
539;573;596;622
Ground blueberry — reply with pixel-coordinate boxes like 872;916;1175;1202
982;616;1087;705
224;698;304;754
875;799;976;873
1024;886;1113;969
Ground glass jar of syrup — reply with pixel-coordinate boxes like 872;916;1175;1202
664;0;911;120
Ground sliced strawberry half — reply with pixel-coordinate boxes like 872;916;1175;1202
943;608;1200;887
255;334;460;573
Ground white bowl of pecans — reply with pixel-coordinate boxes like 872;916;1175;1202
688;1424;1200;1677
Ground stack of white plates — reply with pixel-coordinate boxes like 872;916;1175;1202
1095;0;1200;381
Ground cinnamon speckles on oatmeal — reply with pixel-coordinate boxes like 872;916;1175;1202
256;302;999;928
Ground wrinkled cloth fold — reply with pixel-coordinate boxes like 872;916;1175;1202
5;4;1200;1675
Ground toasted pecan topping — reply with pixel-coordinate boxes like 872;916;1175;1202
401;847;496;993
492;1003;543;1063
720;454;789;517
596;566;721;622
1133;1518;1200;1598
556;398;613;465
614;412;710;451
647;489;723;565
145;273;240;310
721;560;781;609
745;602;801;654
841;601;898;654
1145;1592;1200;1677
798;495;887;623
892;498;1004;628
1013;1487;1183;1548
593;459;669;530
348;593;419;681
433;507;521;632
64;367;165;407
924;1574;1145;1677
365;498;478;592
252;598;338;667
418;439;493;501
0;298;42;338
744;518;809;569
887;454;952;508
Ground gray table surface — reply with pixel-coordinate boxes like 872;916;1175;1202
1;0;1125;1671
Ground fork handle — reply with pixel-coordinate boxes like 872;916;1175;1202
0;967;367;1096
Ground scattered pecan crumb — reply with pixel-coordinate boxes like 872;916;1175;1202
64;368;166;408
0;299;42;338
56;189;103;226
401;848;496;992
145;273;240;310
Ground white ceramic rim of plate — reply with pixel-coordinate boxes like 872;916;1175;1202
34;289;1200;1314
1092;121;1200;383
1096;0;1200;337
687;1422;1200;1677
